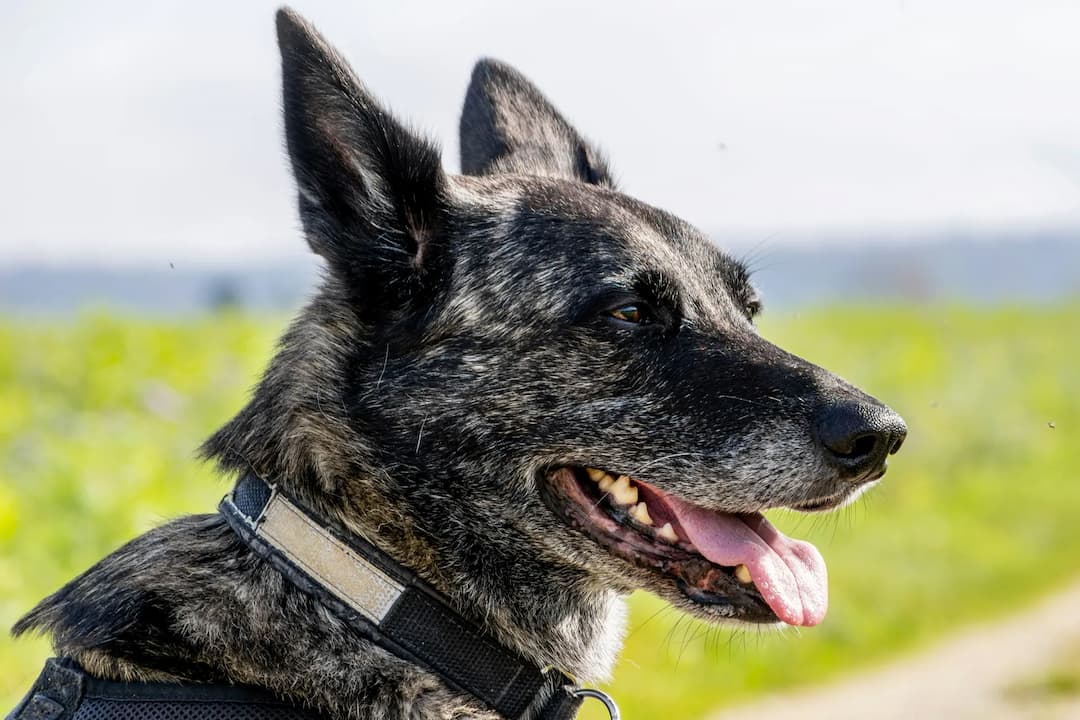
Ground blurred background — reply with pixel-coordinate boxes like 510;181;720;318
1;1;1078;718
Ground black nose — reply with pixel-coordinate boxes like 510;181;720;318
816;402;907;480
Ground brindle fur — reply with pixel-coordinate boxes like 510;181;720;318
14;9;903;719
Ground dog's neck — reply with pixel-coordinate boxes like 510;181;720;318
18;487;625;720
219;472;629;685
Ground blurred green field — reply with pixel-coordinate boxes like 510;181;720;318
1;306;1078;719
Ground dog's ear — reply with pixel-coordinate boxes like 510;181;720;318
459;59;614;187
277;8;445;299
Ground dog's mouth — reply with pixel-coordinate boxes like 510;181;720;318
541;467;827;626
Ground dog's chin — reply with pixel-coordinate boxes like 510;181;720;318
539;466;834;627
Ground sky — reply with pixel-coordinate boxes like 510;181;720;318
2;0;1079;267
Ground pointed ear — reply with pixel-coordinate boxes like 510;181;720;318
459;59;614;187
276;8;445;296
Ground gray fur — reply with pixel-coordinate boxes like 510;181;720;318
13;8;905;720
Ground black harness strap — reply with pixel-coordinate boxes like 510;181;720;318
219;474;585;720
7;658;324;720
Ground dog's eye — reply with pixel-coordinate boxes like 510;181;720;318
609;304;645;324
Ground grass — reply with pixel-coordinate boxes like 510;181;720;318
1;305;1078;719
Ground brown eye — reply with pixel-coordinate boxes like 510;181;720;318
610;304;643;324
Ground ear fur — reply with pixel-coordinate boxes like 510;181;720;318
459;58;614;187
277;8;446;298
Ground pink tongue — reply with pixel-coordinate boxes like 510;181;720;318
665;496;828;626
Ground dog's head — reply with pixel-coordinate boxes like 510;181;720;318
212;9;906;643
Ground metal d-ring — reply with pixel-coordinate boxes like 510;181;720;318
572;688;621;720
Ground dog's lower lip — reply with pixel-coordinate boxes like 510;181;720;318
790;495;847;511
792;473;884;511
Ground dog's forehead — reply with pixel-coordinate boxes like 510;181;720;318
450;175;753;323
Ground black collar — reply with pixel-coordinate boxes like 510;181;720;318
219;474;605;720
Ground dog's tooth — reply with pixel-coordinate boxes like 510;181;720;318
630;502;653;526
734;564;753;585
608;474;629;502
586;467;607;483
598;474;615;492
657;523;679;543
609;475;638;505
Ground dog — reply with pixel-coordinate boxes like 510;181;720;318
11;8;906;720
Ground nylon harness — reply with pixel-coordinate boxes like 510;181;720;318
8;474;612;720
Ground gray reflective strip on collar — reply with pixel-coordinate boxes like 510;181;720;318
255;493;404;623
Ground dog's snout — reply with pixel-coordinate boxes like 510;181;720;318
816;402;907;480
